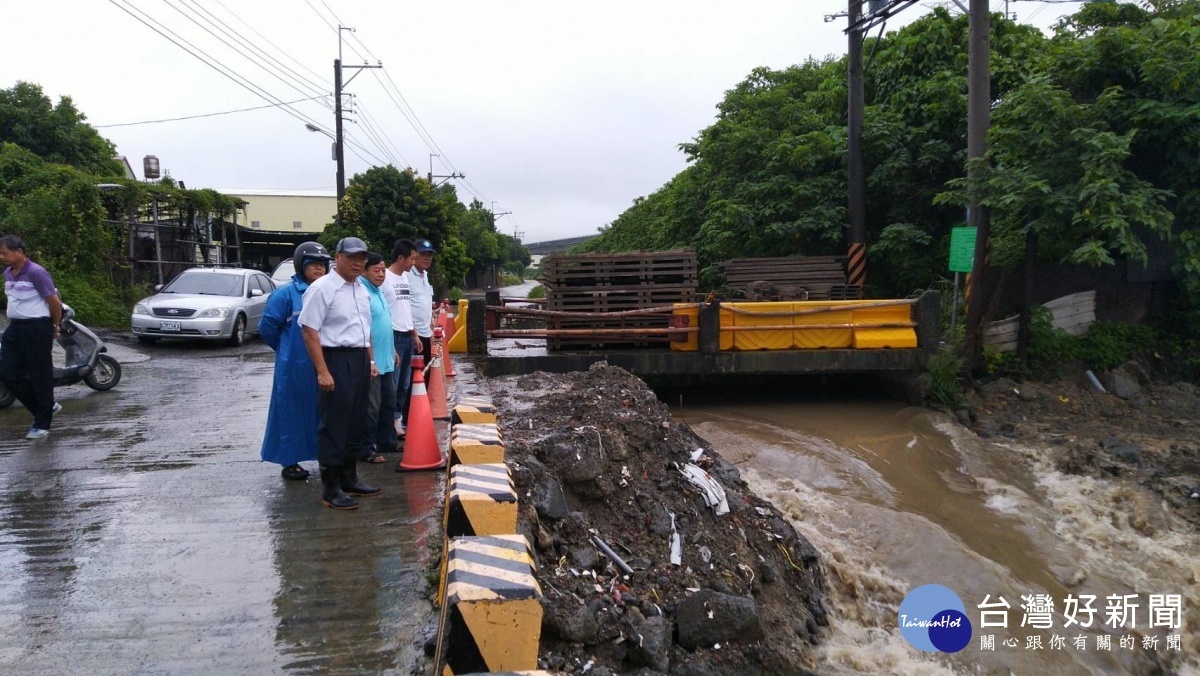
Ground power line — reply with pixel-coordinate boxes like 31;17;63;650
210;0;332;88
177;0;332;99
348;101;399;167
95;96;325;127
299;0;369;62
356;99;411;168
162;0;330;104
303;0;497;205
107;0;336;137
343;130;388;166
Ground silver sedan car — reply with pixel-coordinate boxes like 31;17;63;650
131;268;276;346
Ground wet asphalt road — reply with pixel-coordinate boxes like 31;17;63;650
0;333;447;675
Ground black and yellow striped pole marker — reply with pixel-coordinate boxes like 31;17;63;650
452;395;498;425
847;241;866;288
440;534;543;675
446;463;518;537
449;423;504;466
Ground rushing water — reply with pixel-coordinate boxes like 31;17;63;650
674;396;1199;675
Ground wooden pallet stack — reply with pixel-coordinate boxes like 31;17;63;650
541;250;698;349
719;256;860;301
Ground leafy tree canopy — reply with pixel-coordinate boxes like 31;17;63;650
0;82;124;176
584;2;1200;297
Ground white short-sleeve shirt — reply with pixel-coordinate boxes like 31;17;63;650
383;268;414;332
407;268;435;338
297;272;372;348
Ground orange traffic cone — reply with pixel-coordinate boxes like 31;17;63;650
427;329;450;420
398;355;445;471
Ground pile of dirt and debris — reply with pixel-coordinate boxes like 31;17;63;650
487;362;828;676
962;361;1200;526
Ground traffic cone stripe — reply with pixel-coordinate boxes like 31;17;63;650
412;383;427;396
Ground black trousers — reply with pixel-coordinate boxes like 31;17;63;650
359;371;398;457
0;318;55;430
316;348;371;467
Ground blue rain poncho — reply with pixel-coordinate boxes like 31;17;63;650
259;274;319;467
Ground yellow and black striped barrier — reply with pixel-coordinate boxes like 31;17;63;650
447;463;518;537
442;534;543;675
452;395;498;425
450;423;505;466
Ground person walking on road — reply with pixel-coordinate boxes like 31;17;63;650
384;239;418;438
298;237;381;510
358;252;397;463
408;239;437;361
0;235;63;440
259;242;330;481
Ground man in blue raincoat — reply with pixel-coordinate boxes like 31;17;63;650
260;242;331;480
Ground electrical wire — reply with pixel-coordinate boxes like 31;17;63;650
348;100;400;167
357;100;412;168
177;0;332;99
95;96;325;127
107;0;336;137
210;0;332;88
302;0;500;205
161;0;330;105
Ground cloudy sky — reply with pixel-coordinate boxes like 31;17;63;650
3;1;1080;243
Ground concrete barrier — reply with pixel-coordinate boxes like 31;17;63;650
446;463;518;537
450;423;505;466
452;395;499;425
441;534;543;675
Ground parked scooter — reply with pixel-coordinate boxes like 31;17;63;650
0;303;122;408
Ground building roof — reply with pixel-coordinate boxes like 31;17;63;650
217;189;337;198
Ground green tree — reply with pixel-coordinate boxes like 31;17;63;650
587;5;1199;298
340;165;454;254
0;82;124;176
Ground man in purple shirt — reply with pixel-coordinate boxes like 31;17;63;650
0;235;63;440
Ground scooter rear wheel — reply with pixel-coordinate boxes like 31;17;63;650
84;354;122;391
0;383;13;408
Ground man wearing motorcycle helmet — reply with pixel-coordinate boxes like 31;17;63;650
259;242;331;480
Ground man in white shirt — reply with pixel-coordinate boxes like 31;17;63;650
407;239;436;360
384;238;419;436
299;237;381;510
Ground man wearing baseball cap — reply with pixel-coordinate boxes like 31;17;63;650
407;239;437;360
299;236;381;510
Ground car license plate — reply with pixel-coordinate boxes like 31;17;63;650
159;321;181;332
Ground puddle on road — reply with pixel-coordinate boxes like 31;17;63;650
0;346;438;674
677;399;1198;674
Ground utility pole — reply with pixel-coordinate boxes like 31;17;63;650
847;0;867;289
334;58;345;207
332;26;381;224
963;0;991;366
489;201;512;232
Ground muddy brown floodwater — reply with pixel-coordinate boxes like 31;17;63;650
677;396;1199;675
0;334;441;675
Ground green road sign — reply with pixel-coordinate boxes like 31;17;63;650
949;226;977;273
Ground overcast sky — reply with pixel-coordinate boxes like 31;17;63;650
3;1;1080;244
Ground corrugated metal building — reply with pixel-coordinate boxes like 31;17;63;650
222;190;337;272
